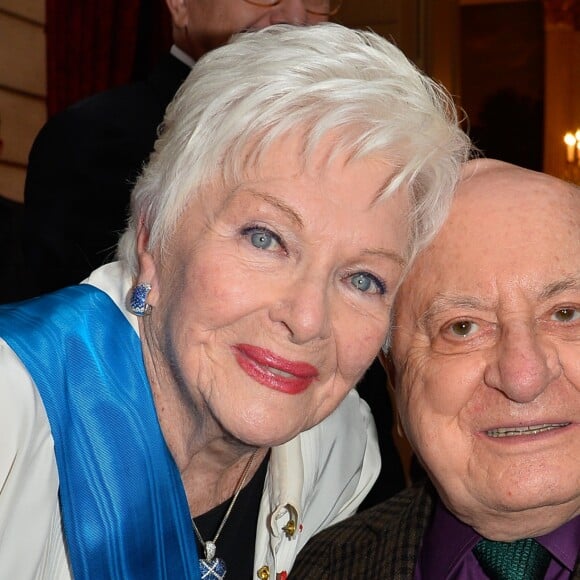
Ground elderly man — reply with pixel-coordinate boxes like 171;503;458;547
289;158;580;579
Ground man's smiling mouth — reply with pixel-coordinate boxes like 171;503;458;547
487;423;570;437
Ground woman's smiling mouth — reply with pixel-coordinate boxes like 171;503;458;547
233;344;319;394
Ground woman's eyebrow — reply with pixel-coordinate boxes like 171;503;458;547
242;189;304;228
361;248;406;267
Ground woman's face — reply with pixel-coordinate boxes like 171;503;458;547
142;134;410;447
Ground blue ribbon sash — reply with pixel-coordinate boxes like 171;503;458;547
0;285;200;579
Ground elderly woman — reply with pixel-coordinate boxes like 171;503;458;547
0;23;470;580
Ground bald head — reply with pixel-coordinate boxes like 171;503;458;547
390;158;580;540
457;157;578;212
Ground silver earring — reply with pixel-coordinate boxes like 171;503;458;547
128;283;152;316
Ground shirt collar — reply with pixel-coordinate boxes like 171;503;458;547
418;496;480;577
170;44;195;68
420;497;580;575
536;514;580;571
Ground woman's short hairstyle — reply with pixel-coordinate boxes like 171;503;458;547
118;23;472;274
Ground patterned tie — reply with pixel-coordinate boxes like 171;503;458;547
473;537;551;580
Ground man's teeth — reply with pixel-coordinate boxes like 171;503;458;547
487;423;569;437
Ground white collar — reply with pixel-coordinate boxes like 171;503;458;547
170;44;195;69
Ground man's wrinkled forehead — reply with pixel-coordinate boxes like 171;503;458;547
392;159;580;337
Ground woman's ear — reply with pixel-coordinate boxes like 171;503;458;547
136;218;151;254
135;221;159;308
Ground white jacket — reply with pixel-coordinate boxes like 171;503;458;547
0;262;380;579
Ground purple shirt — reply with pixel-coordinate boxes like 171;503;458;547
415;498;579;579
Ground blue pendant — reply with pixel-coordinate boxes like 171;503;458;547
199;556;227;579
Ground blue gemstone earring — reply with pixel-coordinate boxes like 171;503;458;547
128;282;152;316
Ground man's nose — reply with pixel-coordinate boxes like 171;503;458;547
484;323;561;402
268;0;314;25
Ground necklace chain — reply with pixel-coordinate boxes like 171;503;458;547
191;449;259;561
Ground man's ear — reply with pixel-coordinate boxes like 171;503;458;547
379;348;410;470
165;0;188;28
378;349;396;391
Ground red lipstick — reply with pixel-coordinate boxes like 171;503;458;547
233;344;318;394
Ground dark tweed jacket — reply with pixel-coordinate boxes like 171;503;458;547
289;481;580;580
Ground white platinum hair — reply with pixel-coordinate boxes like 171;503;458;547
117;23;472;274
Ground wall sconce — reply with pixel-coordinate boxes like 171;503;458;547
564;129;580;164
563;129;580;184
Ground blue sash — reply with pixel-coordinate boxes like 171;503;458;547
0;285;200;579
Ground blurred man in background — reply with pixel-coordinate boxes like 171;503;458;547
23;0;341;295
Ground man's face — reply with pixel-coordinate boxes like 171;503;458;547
390;159;580;540
173;0;330;59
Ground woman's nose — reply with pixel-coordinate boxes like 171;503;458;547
269;276;331;344
484;323;561;402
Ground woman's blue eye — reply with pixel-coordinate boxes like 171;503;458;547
244;227;281;251
251;230;273;249
350;273;385;295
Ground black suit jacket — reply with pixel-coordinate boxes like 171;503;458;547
23;53;191;297
289;481;580;579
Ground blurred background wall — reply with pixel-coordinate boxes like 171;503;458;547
1;0;579;206
0;0;45;204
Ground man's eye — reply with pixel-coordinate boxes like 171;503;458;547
244;227;281;251
552;307;580;323
349;273;386;295
448;320;478;337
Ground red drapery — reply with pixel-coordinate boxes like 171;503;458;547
45;0;172;117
